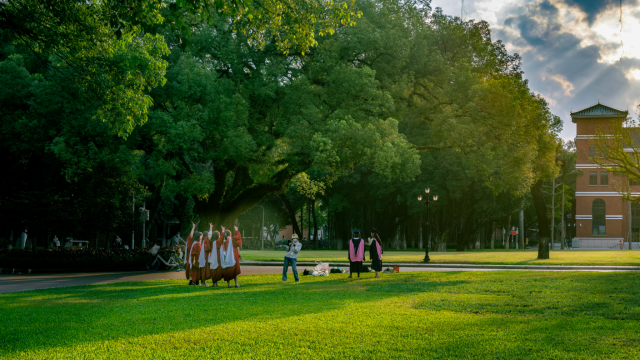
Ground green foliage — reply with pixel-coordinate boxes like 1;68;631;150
1;272;640;359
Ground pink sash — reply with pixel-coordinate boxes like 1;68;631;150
372;239;382;259
349;239;364;262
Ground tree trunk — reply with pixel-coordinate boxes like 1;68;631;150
519;209;525;249
505;215;511;249
531;179;550;259
491;222;495;249
278;194;302;238
311;199;318;249
456;220;465;252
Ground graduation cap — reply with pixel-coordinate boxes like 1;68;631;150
352;228;361;233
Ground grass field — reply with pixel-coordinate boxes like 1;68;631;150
240;249;640;266
2;271;640;359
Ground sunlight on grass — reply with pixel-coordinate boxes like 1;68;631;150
1;272;640;359
240;249;640;266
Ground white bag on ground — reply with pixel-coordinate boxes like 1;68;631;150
220;237;236;269
312;260;329;277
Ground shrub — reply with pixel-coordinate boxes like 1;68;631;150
0;248;176;271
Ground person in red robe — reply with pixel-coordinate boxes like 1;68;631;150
199;223;213;286
190;230;203;285
198;223;213;286
185;223;196;285
209;229;224;287
222;226;242;288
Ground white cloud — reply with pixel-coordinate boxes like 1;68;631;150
430;0;640;141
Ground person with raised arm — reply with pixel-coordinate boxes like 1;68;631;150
209;227;223;287
198;225;213;287
184;223;196;285
221;225;242;288
190;229;204;286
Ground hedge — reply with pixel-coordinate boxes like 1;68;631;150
0;248;178;271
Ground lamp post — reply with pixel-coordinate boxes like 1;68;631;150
255;205;265;250
418;187;438;262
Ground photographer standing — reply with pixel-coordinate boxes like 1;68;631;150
282;234;302;282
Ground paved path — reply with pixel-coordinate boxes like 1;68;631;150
0;265;635;294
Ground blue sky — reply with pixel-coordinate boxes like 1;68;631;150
431;0;640;140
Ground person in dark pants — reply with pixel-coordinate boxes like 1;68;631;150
282;234;302;282
348;229;365;278
368;229;383;278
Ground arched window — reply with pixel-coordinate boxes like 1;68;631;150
592;199;606;235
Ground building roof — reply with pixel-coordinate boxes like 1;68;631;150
571;103;628;122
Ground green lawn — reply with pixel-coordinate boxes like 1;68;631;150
240;249;640;266
2;271;640;359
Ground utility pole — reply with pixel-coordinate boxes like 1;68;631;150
551;177;555;250
142;199;146;248
543;177;562;251
561;184;565;249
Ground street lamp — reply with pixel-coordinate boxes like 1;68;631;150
418;188;438;262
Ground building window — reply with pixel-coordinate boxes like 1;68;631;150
589;145;599;158
601;172;609;186
589;172;598;186
592;199;606;235
630;178;640;186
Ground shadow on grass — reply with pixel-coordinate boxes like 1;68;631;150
0;274;402;355
2;271;640;357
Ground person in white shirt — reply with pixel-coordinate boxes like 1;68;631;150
282;234;302;282
52;235;60;249
172;232;183;246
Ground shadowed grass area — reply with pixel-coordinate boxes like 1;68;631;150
1;272;640;359
240;249;640;266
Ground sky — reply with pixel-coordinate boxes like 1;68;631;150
430;0;640;141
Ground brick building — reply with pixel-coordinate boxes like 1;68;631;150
573;103;639;249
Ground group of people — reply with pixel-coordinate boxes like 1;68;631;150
281;228;384;282
183;223;242;288
347;228;384;278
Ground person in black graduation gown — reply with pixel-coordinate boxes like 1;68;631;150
368;229;383;278
348;229;365;278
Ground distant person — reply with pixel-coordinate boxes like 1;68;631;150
172;232;183;246
283;234;302;282
348;229;365;279
114;235;123;249
52;235;60;249
620;240;624;250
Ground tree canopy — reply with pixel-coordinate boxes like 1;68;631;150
0;0;562;252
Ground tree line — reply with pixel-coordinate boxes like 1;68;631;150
0;0;565;258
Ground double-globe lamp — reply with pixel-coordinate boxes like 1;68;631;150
418;188;437;262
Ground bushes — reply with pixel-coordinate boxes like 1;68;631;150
0;248;176;271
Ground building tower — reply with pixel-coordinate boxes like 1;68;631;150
572;103;630;248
